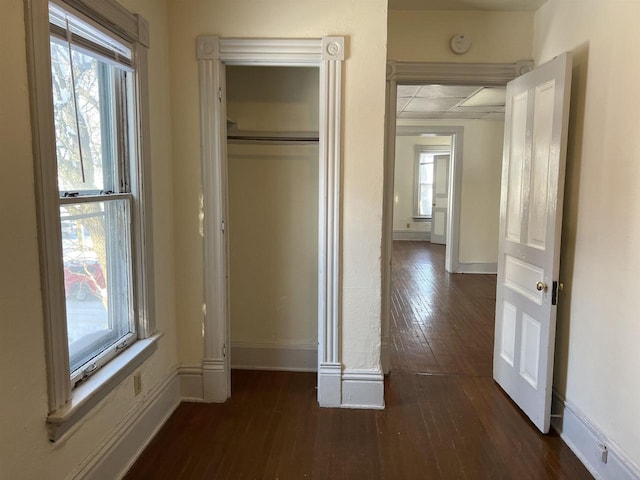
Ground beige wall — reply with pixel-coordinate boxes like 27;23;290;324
168;0;388;370
393;135;451;235
226;66;318;350
0;0;178;478
397;119;505;264
388;10;533;63
534;0;640;467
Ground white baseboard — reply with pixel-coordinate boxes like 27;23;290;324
393;230;430;241
456;261;497;274
552;392;640;480
230;342;317;372
177;361;385;411
178;364;204;402
341;369;385;409
71;371;181;480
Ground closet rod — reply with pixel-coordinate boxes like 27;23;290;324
227;135;320;143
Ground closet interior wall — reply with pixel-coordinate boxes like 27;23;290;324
226;66;320;372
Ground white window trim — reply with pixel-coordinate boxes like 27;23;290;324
25;0;156;441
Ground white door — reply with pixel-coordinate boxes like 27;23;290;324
493;53;572;433
430;154;449;245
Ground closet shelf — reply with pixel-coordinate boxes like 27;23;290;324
227;129;319;144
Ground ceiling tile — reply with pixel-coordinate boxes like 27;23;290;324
398;111;446;119
397;85;421;98
459;87;506;107
415;85;479;99
396;97;411;112
404;97;463;111
439;111;493;119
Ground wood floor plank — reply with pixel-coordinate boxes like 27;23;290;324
124;241;592;480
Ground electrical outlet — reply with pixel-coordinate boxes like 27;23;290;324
133;372;142;396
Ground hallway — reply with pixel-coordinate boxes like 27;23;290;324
124;242;590;479
390;241;495;377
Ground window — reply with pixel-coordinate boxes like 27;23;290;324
50;3;137;385
414;151;434;219
26;0;155;440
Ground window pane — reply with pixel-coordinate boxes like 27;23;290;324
419;184;433;217
50;38;119;193
61;200;133;373
420;159;434;185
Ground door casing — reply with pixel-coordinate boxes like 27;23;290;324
196;36;345;406
382;60;533;373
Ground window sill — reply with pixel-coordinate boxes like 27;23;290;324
46;333;162;442
412;216;431;222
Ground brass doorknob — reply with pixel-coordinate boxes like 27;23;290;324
536;281;546;291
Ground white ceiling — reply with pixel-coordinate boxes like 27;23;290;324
389;0;547;11
397;85;506;120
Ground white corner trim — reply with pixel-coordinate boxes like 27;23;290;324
177;364;204;402
341;369;385;409
196;35;219;60
456;262;498;274
318;362;342;407
322;36;345;61
318;36;345;406
69;371;180;480
197;34;230;404
392;230;430;241
230;343;317;372
551;392;640;480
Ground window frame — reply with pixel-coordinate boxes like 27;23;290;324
413;149;434;220
25;0;156;441
412;145;451;222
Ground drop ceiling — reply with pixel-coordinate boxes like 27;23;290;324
389;0;547;11
397;85;506;120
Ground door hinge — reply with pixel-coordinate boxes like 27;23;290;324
218;87;222;102
221;220;225;233
223;344;227;357
551;281;558;305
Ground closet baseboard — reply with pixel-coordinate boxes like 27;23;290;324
230;343;317;372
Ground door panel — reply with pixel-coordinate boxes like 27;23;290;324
505;91;528;243
527;81;555;250
430;154;449;245
493;52;572;433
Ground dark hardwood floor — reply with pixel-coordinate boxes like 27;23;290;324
124;241;591;480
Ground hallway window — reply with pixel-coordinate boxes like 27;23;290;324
414;151;434;219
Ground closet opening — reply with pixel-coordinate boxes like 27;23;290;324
225;66;320;378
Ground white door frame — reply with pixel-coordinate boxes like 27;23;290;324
196;36;345;406
381;60;532;373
